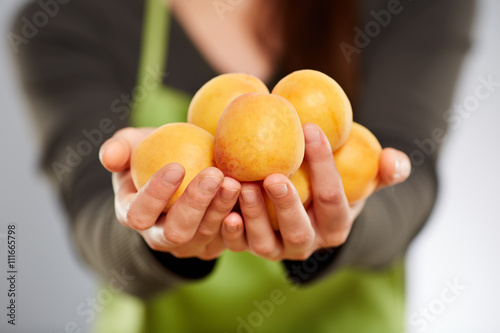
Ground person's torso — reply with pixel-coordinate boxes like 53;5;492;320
95;1;406;332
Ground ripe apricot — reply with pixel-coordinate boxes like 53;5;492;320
334;122;381;202
263;163;312;230
214;93;304;181
187;73;269;135
272;69;352;151
131;123;215;212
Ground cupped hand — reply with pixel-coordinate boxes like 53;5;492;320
99;127;242;260
222;123;411;261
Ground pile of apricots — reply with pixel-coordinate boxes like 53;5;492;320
131;70;381;230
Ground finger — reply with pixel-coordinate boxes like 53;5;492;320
376;148;412;190
194;177;241;243
349;200;365;218
201;235;227;260
263;174;314;255
239;182;281;259
119;163;185;230
221;212;247;252
169;235;227;260
100;138;131;173
112;169;136;203
163;167;224;247
99;127;155;172
303;123;350;234
113;170;137;223
172;178;241;258
137;218;171;252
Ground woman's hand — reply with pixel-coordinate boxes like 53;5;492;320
223;123;411;261
99;127;242;261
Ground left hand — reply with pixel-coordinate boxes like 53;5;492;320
220;123;412;261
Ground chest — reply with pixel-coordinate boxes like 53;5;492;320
170;0;280;82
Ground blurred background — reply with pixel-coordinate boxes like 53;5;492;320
0;0;498;332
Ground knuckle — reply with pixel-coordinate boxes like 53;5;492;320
143;183;169;202
197;225;217;239
213;201;232;214
274;197;297;211
286;232;313;248
170;250;190;258
316;187;344;206
325;231;349;247
290;251;313;261
163;229;191;247
144;238;167;252
199;248;222;261
124;210;145;229
185;190;211;211
198;254;214;261
251;243;275;257
229;244;246;252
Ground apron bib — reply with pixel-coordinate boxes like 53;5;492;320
94;1;406;332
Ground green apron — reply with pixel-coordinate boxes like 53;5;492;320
95;0;406;332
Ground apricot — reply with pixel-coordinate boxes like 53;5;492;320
334;122;381;202
214;93;305;181
272;69;352;151
187;73;269;135
263;163;312;230
131;123;215;212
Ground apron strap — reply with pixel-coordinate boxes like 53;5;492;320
138;0;170;84
131;0;171;127
131;0;191;127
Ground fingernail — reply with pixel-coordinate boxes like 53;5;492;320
162;168;184;187
304;125;321;146
241;189;258;207
220;187;239;203
401;158;411;178
267;183;288;198
394;152;411;180
99;140;117;164
225;223;238;233
199;175;222;194
98;143;108;162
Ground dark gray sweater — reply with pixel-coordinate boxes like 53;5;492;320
12;0;475;298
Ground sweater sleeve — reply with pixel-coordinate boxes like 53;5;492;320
285;0;476;282
11;0;216;299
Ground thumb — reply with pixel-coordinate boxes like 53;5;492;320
99;138;131;173
377;148;411;189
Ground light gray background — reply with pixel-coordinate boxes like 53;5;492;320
0;1;97;333
405;0;500;331
0;1;498;332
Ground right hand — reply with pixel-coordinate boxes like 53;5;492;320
99;127;243;260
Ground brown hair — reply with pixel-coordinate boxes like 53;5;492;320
256;1;359;103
